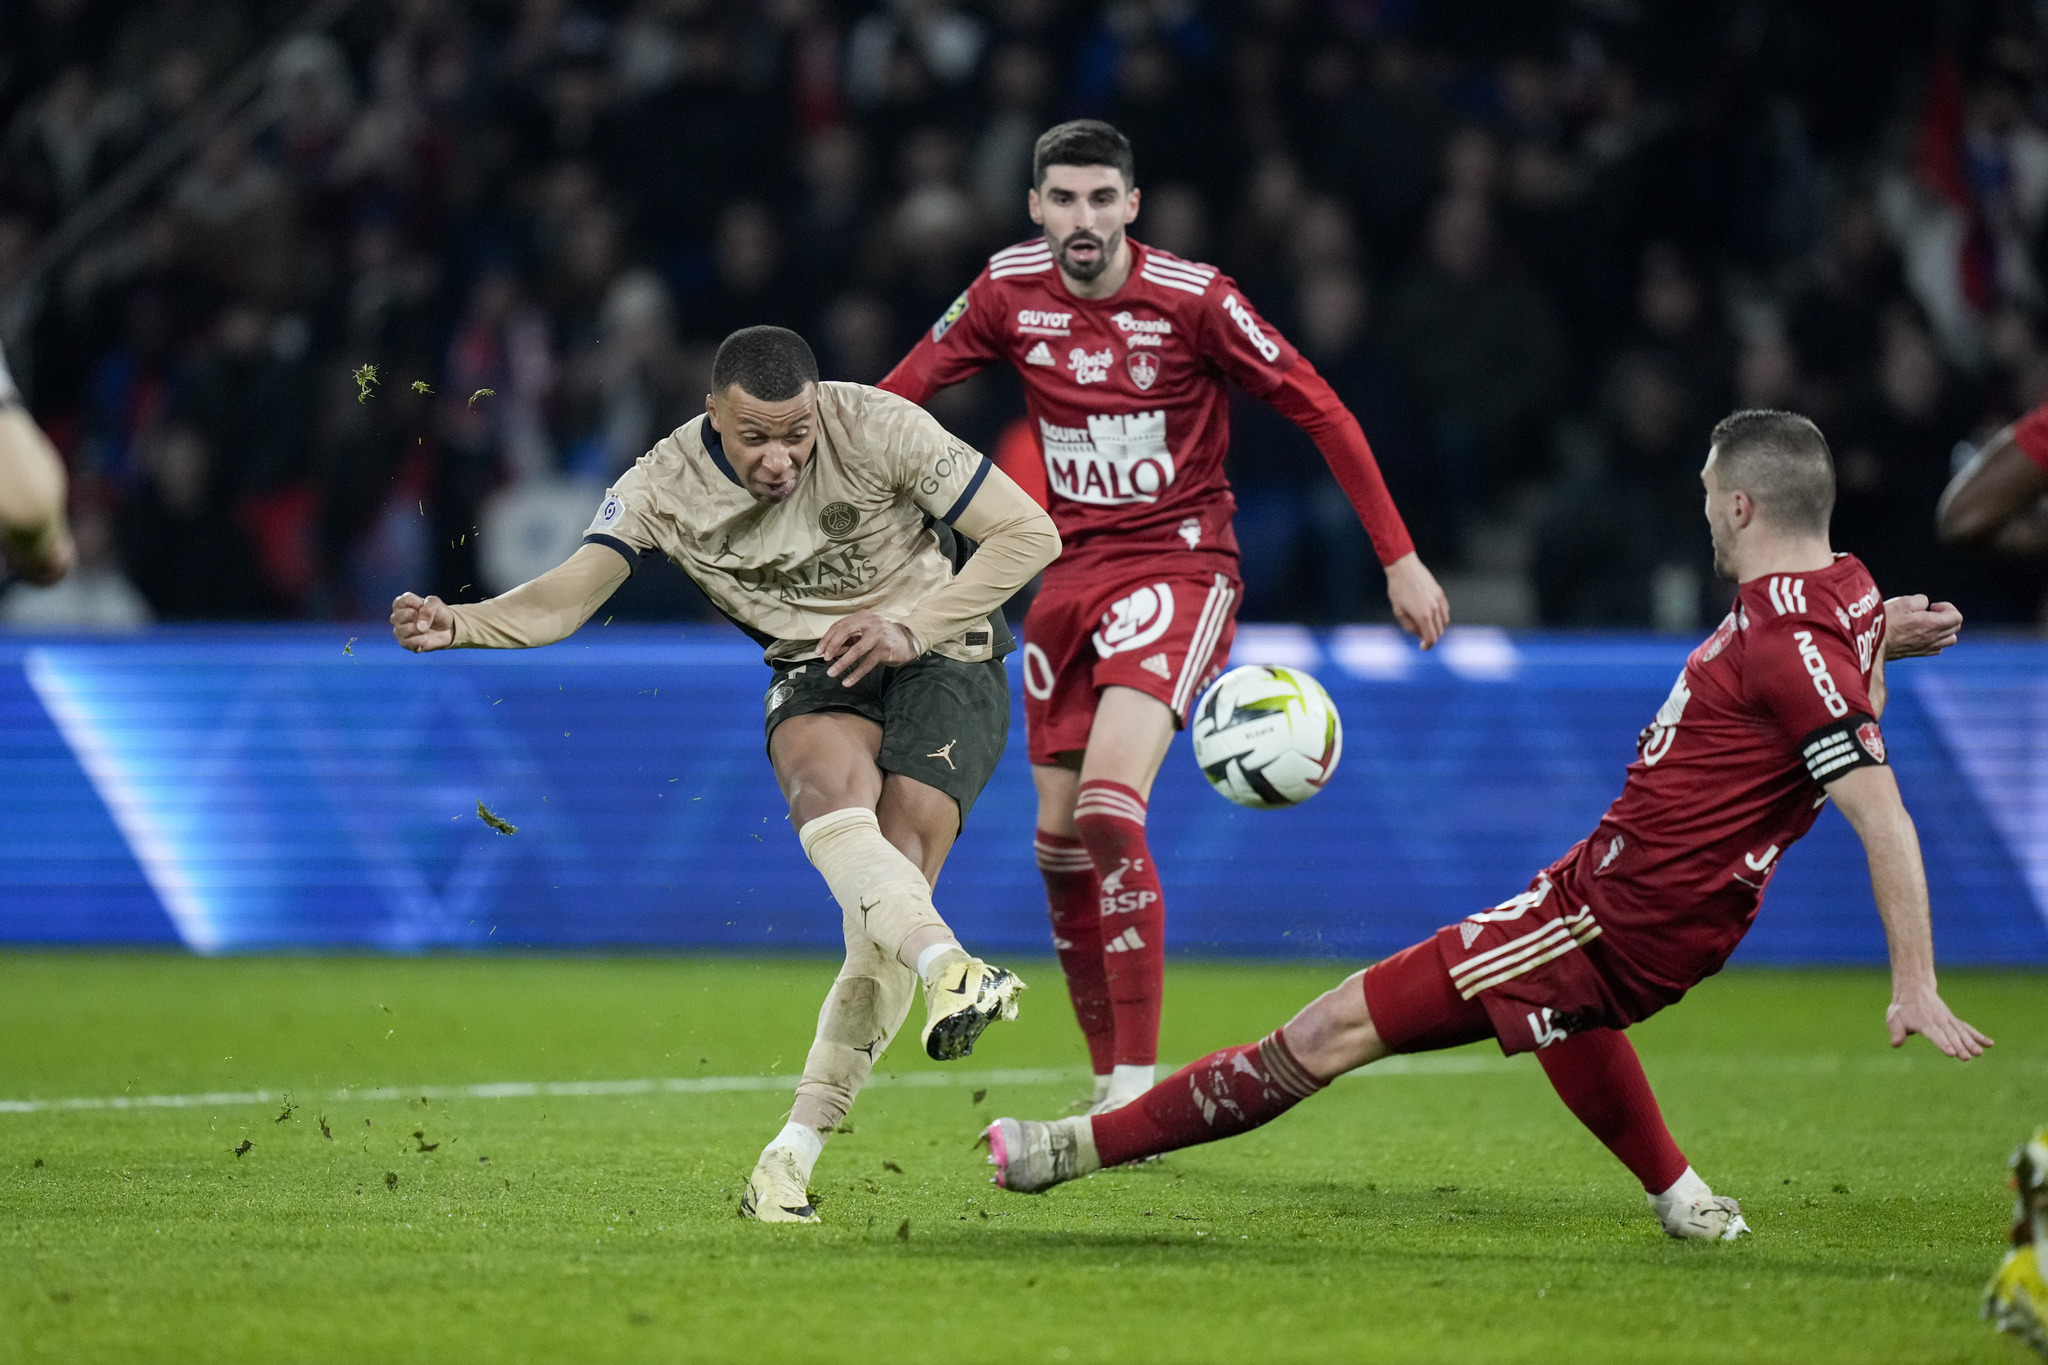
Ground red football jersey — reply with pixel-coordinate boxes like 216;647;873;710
880;237;1414;584
1562;554;1890;1010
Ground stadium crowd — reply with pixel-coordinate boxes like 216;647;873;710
2;0;2046;628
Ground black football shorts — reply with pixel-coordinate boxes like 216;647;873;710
762;652;1010;823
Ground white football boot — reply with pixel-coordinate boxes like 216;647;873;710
739;1148;819;1224
985;1116;1100;1193
1649;1167;1750;1241
920;956;1025;1061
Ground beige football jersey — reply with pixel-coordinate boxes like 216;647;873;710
584;382;1004;664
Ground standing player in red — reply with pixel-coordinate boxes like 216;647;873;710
881;121;1449;1113
984;410;1991;1239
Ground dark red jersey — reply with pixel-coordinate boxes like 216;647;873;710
1562;554;1890;1011
879;237;1414;584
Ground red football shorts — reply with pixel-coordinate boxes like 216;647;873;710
1019;565;1242;765
1424;865;1638;1056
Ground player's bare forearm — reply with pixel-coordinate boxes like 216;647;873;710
1384;553;1449;650
1937;428;2048;548
0;408;74;586
1883;595;1961;660
1826;765;1993;1059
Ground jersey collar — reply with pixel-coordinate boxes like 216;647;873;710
700;417;743;488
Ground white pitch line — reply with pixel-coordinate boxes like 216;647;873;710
0;1054;1530;1117
0;1050;2006;1117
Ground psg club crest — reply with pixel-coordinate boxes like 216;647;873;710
1856;720;1886;763
1126;350;1160;390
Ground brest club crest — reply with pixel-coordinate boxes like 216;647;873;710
1126;350;1160;390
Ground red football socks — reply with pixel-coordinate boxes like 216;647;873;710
1035;830;1115;1077
1091;1028;1326;1167
1072;779;1167;1068
1535;1028;1690;1193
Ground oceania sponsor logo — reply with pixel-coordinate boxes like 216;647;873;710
1793;629;1850;717
1016;309;1073;335
1112;310;1171;348
1221;292;1280;361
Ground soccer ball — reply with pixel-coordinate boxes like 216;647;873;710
1190;665;1343;808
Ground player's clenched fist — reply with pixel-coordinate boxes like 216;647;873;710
391;592;456;652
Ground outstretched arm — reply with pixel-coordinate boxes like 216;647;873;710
1937;420;2048;554
1825;764;1992;1060
391;542;628;652
0;346;73;587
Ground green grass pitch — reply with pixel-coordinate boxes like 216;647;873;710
2;954;2041;1364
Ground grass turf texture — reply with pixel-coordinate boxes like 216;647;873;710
1;956;2040;1364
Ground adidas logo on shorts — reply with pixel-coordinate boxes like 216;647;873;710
1140;652;1170;678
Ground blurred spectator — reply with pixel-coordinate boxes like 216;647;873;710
822;293;896;385
1234;266;1428;619
7;65;137;219
1139;182;1207;261
118;418;265;618
970;44;1051;232
562;268;697;481
169;130;297;307
1383;193;1567;558
2;3;2047;628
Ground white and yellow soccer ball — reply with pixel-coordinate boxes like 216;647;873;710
1190;664;1343;808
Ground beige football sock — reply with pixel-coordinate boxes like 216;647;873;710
797;807;954;965
789;921;918;1135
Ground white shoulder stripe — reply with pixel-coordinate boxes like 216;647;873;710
990;243;1052;264
1140;268;1208;295
1142;250;1217;277
991;261;1053;279
1142;258;1215;281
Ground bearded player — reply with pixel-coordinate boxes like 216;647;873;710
984;410;1990;1240
393;327;1059;1222
881;121;1450;1114
0;338;74;588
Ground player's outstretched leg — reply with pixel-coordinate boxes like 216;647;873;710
1536;1030;1749;1240
798;806;1023;1062
987;1025;1324;1191
986;938;1748;1240
742;907;920;1224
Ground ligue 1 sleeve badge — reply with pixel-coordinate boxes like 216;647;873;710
1127;350;1160;390
1856;720;1886;763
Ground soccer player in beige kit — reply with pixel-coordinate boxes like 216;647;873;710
391;326;1060;1222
